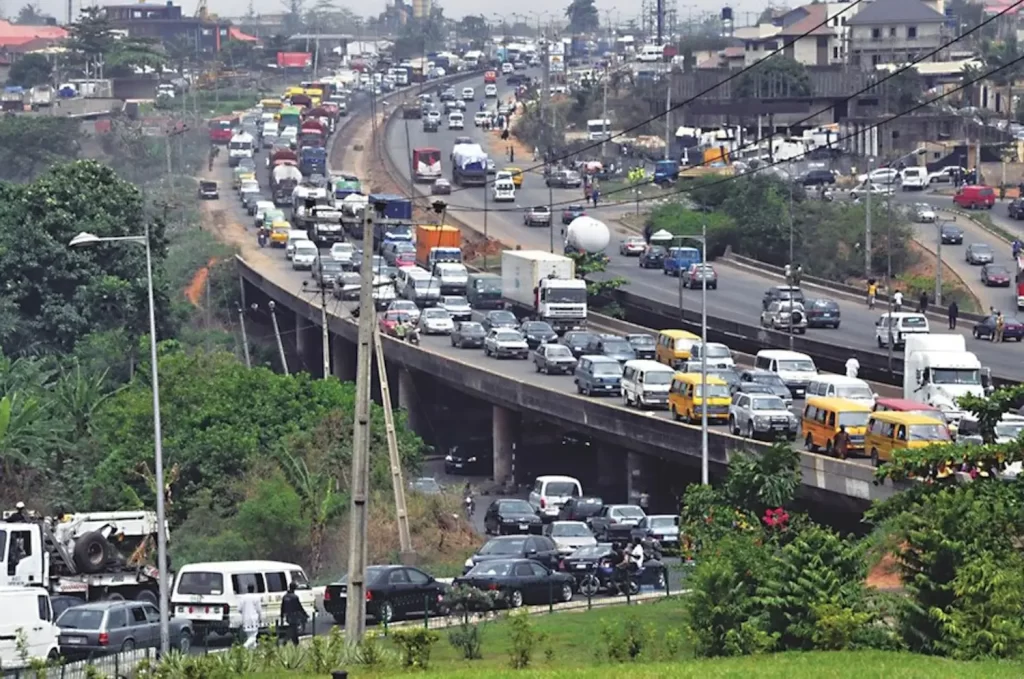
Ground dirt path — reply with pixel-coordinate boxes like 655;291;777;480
195;162;278;271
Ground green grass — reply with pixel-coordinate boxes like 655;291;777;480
245;650;1024;678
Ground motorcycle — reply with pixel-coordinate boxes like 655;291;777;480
463;495;474;520
582;556;666;596
257;231;268;248
406;327;421;345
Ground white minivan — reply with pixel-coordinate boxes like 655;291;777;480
900;167;927;190
492;179;516;202
0;587;60;669
806;375;877;408
754;349;819;399
875;312;930;348
448;112;464;130
461;87;475;101
171;560;315;637
529;475;583;521
285;229;311;260
621;359;674;409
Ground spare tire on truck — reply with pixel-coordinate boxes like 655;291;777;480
73;531;110;574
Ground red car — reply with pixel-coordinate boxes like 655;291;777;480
953;184;996;209
379;311;412;335
394;252;416;268
981;264;1011;287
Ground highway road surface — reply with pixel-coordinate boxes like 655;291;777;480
384;72;1024;382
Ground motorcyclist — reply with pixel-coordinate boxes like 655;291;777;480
394;318;407;339
407;319;421;343
1013;239;1023;259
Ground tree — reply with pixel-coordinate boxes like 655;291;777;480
63;8;165;78
14;2;47;24
880;67;925;113
565;0;599;34
0;160;170;357
980;37;1024;120
276;439;345;577
457;15;490;47
7;53;51;88
0;116;80;181
734;56;811;98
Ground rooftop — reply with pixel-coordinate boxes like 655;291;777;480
0;19;67;47
777;4;838;36
847;0;946;25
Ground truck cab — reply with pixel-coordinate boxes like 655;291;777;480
903;334;986;428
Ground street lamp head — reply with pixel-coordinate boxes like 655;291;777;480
69;232;101;248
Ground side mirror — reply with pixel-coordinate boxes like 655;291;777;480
527;548;537;556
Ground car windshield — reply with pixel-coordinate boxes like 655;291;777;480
643;371;672;385
321;261;344;272
295;243;317;253
592;362;623;376
836;385;873;400
177;571;224;595
490;311;516;323
571;544;610;558
337;566;388;585
614;506;645;518
545;345;573;358
751;396;787;411
908;424;951;442
468;561;513;576
988;267;1010;276
931;369;981;385
673;337;695;350
551;523;591;537
695;384;730;398
57;609;106;629
479;538;525;555
523;322;553;333
424;309;448;319
838;411;871;428
704;344;731;358
443;297;469;306
901;316;928;328
995;422;1024;439
495;331;522;341
546;482;579;496
567;333;594;346
648;517;677;528
500;500;534;513
459;322;484;333
972;244;992;254
393;302;416;310
778;360;816;372
628;335;655;346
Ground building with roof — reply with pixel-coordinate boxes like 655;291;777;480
101;2;256;54
0;19;68;78
848;0;948;69
741;2;865;67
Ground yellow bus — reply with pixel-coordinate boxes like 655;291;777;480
668;373;731;424
260;98;283;113
284;86;305;99
865;412;950;467
802;397;871;456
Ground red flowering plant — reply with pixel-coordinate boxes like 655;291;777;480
762;507;790;531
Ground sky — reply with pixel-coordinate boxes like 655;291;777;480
29;0;771;28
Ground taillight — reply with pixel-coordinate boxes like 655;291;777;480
98;633;109;646
488;583;499;591
558;560;565;570
540;498;547;508
365;590;373;602
324;590;331;601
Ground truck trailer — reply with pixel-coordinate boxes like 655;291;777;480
500;250;588;332
415;224;462;269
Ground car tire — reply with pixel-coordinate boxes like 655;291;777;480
559;582;573;603
377;600;394;624
135;589;158;606
871;449;880;468
507;588;524;609
730;416;739;435
805;433;815;451
121;639;135;653
747;422;755;439
973;328;980;339
178;630;193;653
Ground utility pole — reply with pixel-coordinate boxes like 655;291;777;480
268;301;289;375
237;306;251;369
372;328;414;558
541;32;551;157
656;0;664;44
601;70;609;158
320;273;331;379
663;82;671;160
865;159;872;279
345;203;376;643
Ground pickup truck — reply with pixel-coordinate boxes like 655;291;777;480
586;504;648;541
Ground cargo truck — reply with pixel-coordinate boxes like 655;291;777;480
1;510;166;603
272;164;303;206
500;250;588;332
299;146;327;176
903;334;989;429
452;143;488;186
295;203;345;245
467;273;504;309
416;224;462;269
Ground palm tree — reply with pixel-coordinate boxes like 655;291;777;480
0;394;67;479
277;448;344;577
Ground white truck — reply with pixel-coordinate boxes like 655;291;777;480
501;250;588;333
903;334;987;428
228;131;255;167
1;510;165;603
28;85;54;108
295;203;345;245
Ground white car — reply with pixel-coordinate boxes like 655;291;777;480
438;295;472;321
418;308;455;334
483;328;529;359
760;301;808;334
448;112;464;130
850;182;895;200
252;200;275;227
856;168;900;185
484;84;498;98
914;203;937;223
900;167;928;190
330;242;356;263
728;393;799;441
492;180;516;202
473;111;490;127
501;62;514;75
545;521;597;555
239;180;260;201
928;165;963;184
291;241;319;271
426;110;441;123
386;300;421;324
461;87;475;101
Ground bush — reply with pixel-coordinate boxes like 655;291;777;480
448;620;486;660
507;610;546;669
391;628;440;669
599;613;654;662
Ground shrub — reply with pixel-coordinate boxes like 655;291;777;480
391;628;440;669
599;613;653;662
507;610;546;669
448;619;486;660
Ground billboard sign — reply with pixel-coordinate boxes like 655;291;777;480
277;52;312;68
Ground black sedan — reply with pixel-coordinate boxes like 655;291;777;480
799;169;836;186
1008;198;1024;220
940;223;964;244
557;496;605;521
444;444;491;474
520;320;558;348
454;558;575;609
484;499;543;535
313;259;347;287
451;321;486;348
323;565;448;625
638;245;667;269
561;204;587;224
973;315;1024;342
481;310;519;331
464;535;561;573
625;334;656;359
561;331;598;358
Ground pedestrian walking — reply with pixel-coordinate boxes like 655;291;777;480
834;425;851;460
919;291;929;315
948;300;959;329
893;290;903;312
239;584;263;648
279;582;307;646
592;188;600;207
867;280;877;309
995;311;1006;342
845;357;860;378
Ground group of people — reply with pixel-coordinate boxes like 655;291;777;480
866;282;963;329
237;581;310;648
607;537;648;589
391;317;420;342
986;306;1008;342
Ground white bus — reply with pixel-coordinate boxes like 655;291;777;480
587;119;611;142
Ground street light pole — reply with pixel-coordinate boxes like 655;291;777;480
699;223;709;486
70;227;170;655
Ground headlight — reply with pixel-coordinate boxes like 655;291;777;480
468;457;477;462
754;416;769;424
464;558;474;568
444;455;453;462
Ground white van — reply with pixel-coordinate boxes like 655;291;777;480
806;375;877;408
900;167;928;191
448;112;464;130
171;561;315;636
528;475;583;521
492;179;516;202
687;342;735;369
754;349;818;399
875;312;930;348
621;359;674;409
0;587;60;668
285;229;310;260
636;45;665;63
396;266;441;306
461;87;475;101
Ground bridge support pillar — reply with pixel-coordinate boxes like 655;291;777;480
627;452;648;509
493;405;519;488
397;368;420;433
596;445;627;501
332;338;356;382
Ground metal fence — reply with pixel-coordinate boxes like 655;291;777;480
2;646;157;679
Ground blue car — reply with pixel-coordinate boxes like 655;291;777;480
662;246;702;277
